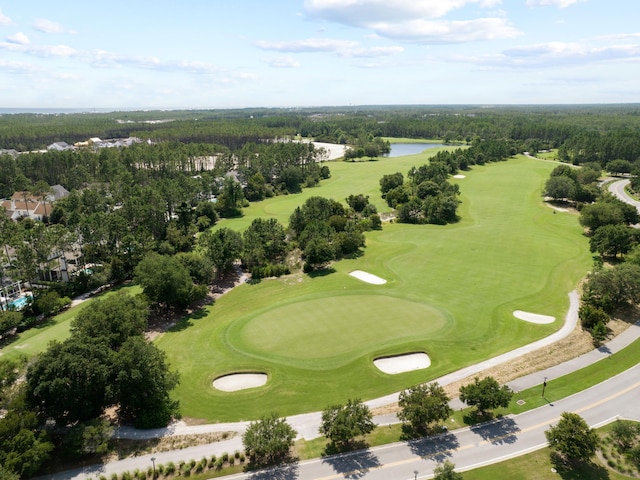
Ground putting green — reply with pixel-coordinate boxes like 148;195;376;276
236;294;447;363
156;153;591;422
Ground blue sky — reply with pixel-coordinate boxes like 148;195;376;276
1;0;639;110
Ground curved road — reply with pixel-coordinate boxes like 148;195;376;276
609;178;640;212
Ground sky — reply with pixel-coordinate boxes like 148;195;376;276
0;0;639;110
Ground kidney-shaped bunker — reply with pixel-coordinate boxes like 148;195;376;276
213;373;268;392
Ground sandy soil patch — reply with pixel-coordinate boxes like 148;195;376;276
349;270;387;285
213;373;267;392
513;310;556;324
453;174;466;179
374;353;431;374
546;203;569;212
311;141;346;161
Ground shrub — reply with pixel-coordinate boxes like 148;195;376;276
579;303;609;330
164;462;176;475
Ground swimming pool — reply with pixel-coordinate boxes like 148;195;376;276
1;295;32;311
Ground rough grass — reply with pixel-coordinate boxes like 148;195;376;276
157;154;592;422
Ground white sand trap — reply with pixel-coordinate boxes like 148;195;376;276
374;353;431;374
453;174;466;179
213;373;268;392
513;310;556;324
349;270;386;285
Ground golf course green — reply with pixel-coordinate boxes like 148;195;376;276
156;151;592;423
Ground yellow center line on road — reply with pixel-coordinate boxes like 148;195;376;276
311;380;640;480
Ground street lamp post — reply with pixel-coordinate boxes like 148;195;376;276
542;377;547;397
151;457;156;479
414;469;419;480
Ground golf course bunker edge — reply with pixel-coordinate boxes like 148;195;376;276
374;352;431;374
513;310;556;324
349;270;386;285
213;373;268;392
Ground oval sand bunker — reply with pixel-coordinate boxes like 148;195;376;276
513;310;555;324
374;352;431;374
349;270;386;285
213;373;268;392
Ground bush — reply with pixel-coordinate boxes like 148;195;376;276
164;462;175;475
579;304;609;330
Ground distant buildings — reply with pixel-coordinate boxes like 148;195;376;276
1;185;69;222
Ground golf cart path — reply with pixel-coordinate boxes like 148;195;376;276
114;290;640;441
42;297;640;480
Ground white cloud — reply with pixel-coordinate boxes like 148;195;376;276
263;56;301;68
304;0;502;23
0;59;39;74
6;32;30;45
256;38;403;58
0;9;11;25
33;18;71;34
525;0;584;7
459;40;640;68
372;17;520;43
304;0;520;44
256;38;359;53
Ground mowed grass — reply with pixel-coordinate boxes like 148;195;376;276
0;285;141;361
157;153;592;423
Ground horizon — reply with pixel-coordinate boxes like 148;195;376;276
1;1;639;110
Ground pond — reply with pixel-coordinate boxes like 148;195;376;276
386;143;444;157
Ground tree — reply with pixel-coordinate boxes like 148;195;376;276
242;217;287;270
545;412;598;464
398;383;452;436
217;176;245;217
582;263;640;312
589;224;634;258
579;202;625;232
459;376;513;416
304;238;335;271
25;336;114;425
433;460;463;480
242;412;296;467
134;252;195;309
200;227;243;277
319;398;375;450
607;159;632;176
0;402;53;478
544;175;576;201
71;291;148;350
379;172;404;196
113;336;180;428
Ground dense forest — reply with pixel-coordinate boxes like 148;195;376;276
2;104;640;477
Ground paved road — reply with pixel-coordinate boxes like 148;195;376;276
51;362;640;480
609;178;640;212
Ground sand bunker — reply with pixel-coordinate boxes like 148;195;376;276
213;373;268;392
513;310;556;325
349;270;386;285
374;352;431;374
453;174;466;179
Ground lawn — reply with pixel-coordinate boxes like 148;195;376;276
0;285;141;361
157;153;592;422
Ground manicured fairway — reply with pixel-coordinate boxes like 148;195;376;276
157;152;592;423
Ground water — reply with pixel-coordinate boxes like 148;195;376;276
386;143;444;157
2;295;31;311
